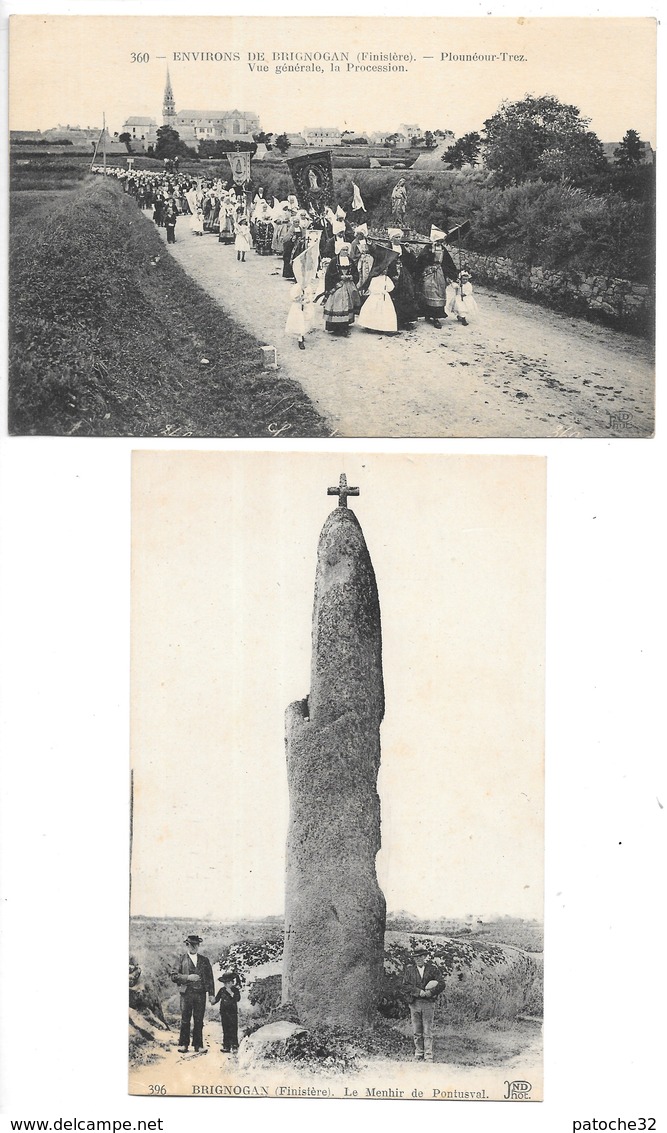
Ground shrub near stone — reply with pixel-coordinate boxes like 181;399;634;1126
380;937;542;1024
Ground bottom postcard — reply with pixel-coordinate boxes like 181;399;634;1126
129;451;545;1100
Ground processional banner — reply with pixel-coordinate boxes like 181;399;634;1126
225;151;251;184
286;150;335;214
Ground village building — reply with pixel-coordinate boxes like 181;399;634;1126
162;69;259;143
121;116;158;149
10;124;126;154
10;129;43;142
369;130;410;149
303;127;342;147
121;69;260;151
43;124;102;144
174;109;259;142
340;131;370;144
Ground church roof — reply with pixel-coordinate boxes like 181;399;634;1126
124;116;156;126
176;108;257;119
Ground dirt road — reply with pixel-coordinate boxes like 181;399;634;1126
129;1016;542;1097
156;219;654;439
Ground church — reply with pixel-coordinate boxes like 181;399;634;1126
121;70;260;151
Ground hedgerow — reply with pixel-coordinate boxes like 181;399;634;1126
251;166;653;284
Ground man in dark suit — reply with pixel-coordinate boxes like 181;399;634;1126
402;942;443;1061
171;934;215;1053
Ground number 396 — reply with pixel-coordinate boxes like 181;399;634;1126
149;1084;166;1095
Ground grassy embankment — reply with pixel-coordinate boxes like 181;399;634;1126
9;178;329;436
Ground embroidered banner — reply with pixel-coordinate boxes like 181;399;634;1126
286;150;335;213
225;151;251;185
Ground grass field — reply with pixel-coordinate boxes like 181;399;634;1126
10;152;96;192
9;177;329;437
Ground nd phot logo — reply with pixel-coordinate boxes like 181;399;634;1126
504;1079;532;1100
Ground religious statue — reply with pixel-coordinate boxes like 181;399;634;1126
391;178;408;225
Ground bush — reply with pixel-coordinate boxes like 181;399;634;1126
264;1026;360;1073
248;973;282;1015
216;936;283;981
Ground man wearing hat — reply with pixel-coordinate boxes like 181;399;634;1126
402;942;443;1061
171;934;216;1053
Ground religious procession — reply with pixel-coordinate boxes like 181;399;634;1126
94;149;479;353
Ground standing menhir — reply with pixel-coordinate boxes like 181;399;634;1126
283;475;386;1030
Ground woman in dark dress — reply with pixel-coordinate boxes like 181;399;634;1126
282;224;306;280
389;251;420;330
323;246;361;335
414;243;457;327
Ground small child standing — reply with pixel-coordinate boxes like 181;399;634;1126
446;270;479;325
234;217;251;262
213;972;241;1053
191;206;204;237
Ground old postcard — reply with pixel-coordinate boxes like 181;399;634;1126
130;451;545;1100
8;15;655;438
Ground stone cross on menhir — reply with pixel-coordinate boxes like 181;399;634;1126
327;473;360;508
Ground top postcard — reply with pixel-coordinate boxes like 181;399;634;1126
8;16;656;439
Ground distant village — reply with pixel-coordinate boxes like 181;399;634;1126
10;69;655;167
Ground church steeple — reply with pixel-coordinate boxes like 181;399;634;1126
163;67;176;126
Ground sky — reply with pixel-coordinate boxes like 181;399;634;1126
9;15;657;145
131;452;545;924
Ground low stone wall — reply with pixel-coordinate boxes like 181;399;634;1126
462;249;653;336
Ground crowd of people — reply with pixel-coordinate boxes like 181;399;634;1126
94;165;479;351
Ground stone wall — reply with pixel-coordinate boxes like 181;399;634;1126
462;249;653;335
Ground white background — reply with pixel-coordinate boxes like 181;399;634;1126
1;1;665;1132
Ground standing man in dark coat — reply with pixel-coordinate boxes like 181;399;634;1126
402;942;444;1062
164;199;178;244
171;934;215;1053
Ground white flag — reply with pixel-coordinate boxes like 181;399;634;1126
351;183;365;212
293;231;321;288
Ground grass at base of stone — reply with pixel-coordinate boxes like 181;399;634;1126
9;178;329;437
